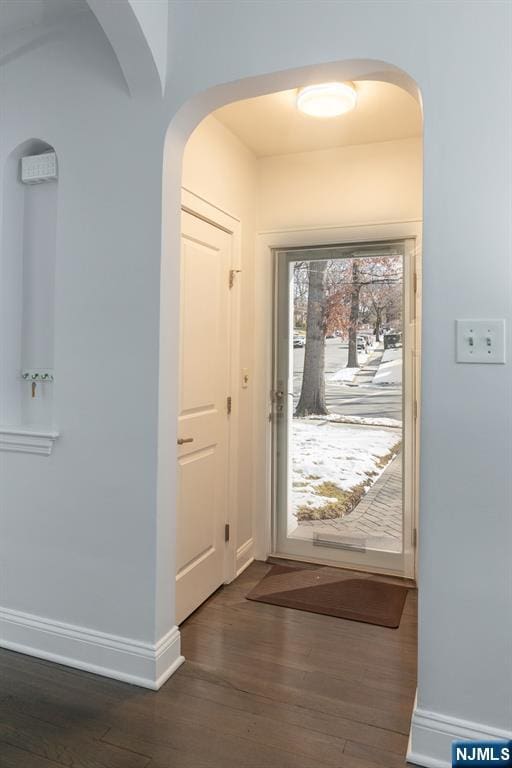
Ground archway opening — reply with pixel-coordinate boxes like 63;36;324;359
159;62;423;702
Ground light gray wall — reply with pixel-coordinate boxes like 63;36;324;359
0;1;510;762
0;11;164;641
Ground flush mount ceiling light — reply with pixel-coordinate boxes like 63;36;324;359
296;82;357;118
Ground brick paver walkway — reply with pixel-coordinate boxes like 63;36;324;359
293;450;402;553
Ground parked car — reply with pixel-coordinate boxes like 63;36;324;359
357;335;369;351
384;331;402;349
293;335;305;348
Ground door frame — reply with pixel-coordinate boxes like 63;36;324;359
253;220;422;580
180;187;241;586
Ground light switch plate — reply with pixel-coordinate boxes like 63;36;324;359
456;319;506;364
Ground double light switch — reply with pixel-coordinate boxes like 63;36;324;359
456;319;506;364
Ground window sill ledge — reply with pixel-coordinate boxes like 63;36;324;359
0;426;60;456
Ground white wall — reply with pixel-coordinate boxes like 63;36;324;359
0;12;164;654
182;115;258;567
0;1;510;763
0;148;24;426
258;137;422;231
128;0;168;89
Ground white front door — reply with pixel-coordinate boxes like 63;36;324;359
176;210;232;624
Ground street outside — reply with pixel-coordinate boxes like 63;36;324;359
293;337;401;421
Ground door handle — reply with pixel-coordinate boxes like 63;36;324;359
177;437;194;445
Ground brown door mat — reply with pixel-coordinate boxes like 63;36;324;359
246;563;410;628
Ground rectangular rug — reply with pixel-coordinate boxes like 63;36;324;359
246;563;409;628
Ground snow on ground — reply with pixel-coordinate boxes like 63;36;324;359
329;351;369;384
373;348;402;385
292;419;400;514
306;413;402;428
329;367;359;383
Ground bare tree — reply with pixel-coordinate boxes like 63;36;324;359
367;285;395;341
293;253;402;418
361;256;403;340
295;260;328;416
347;258;361;367
293;261;309;330
324;259;351;335
331;255;402;366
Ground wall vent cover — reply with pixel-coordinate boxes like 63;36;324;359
21;152;58;184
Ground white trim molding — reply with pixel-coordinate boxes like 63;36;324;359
254;220;422;574
0;427;60;456
235;538;254;577
181;187;241;229
0;607;184;690
408;698;512;768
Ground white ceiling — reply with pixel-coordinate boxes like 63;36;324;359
214;80;422;158
0;0;85;34
0;0;89;66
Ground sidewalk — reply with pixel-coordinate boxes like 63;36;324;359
294;451;402;553
352;345;384;386
373;347;402;386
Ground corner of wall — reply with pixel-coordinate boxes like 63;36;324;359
407;694;512;768
0;608;184;690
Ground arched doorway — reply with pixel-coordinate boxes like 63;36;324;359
159;58;423;638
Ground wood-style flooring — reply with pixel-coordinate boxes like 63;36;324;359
0;560;417;767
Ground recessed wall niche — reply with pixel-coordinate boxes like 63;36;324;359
0;139;58;436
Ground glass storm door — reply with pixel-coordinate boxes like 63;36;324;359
273;242;416;578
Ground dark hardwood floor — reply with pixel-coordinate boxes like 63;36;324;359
0;561;417;767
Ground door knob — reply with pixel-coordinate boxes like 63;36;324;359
177;437;194;445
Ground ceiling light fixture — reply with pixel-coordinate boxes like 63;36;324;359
296;82;357;118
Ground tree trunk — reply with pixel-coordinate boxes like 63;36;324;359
347;259;361;368
374;307;382;342
295;260;328;417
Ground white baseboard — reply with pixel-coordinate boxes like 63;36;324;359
236;537;254;576
408;696;512;768
0;606;184;690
